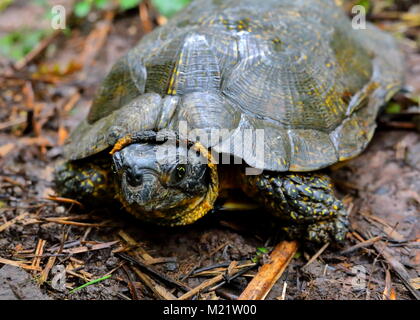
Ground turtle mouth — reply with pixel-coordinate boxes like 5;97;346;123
121;192;214;226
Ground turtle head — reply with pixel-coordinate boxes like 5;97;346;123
112;140;218;226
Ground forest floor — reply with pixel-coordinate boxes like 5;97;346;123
0;0;419;300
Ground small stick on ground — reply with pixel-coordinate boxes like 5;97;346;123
144;257;177;265
79;10;115;71
39;256;56;284
362;214;405;242
302;242;329;269
238;240;298;300
39;227;67;284
190;262;231;276
351;231;366;242
132;267;177;300
118;230;154;261
45;196;84;208
62;240;119;254
116;252;190;292
138;1;154;33
382;268;392;300
276;281;287;300
207;263;257;292
121;264;140;300
0;257;42;271
409;277;420;290
215;288;239;300
31;239;46;272
37;218;109;228
0;117;27;131
178;274;224;300
14;30;61;70
374;241;420;300
340;236;382;255
0;212;28;233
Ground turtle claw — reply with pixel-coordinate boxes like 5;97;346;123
54;161;112;205
241;171;350;243
283;210;348;244
306;211;349;243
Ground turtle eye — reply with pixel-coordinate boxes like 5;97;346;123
172;164;186;183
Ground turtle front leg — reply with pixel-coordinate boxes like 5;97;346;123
240;171;349;243
54;160;114;206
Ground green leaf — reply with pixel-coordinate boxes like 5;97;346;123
119;0;142;11
10;46;25;60
0;35;15;60
151;0;190;18
256;247;269;254
34;0;48;7
0;29;49;61
94;0;108;9
74;0;92;17
62;27;72;37
0;0;13;12
356;0;372;12
385;102;402;114
23;30;45;50
0;34;13;47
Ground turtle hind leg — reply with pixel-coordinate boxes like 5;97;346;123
240;171;349;243
54;160;114;206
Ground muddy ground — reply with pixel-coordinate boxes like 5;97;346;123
0;1;419;300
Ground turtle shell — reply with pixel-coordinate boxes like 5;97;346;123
64;0;404;171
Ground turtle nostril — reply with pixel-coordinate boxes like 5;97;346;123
126;169;143;187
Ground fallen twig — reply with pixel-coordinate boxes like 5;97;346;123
340;236;382;255
409;277;420;290
62;240;119;254
38;218;109;228
382;268;393;300
14;30;61;70
80;10;115;70
207;265;257;292
238;240;298;300
139;1;154;33
0;212;28;233
302;242;329;269
39;227;68;284
31;239;46;272
190;262;231;276
361;213;405;242
45;196;84;208
178;274;224;300
116;252;190;292
120;264;140;300
0;143;15;157
118;230;154;261
132;267;177;300
374;241;420;300
0;257;42;271
215;288;239;300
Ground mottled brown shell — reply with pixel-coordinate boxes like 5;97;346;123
64;0;404;171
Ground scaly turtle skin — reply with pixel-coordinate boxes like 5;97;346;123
54;0;404;243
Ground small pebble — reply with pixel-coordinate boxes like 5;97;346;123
164;262;178;272
105;256;119;269
55;206;66;214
